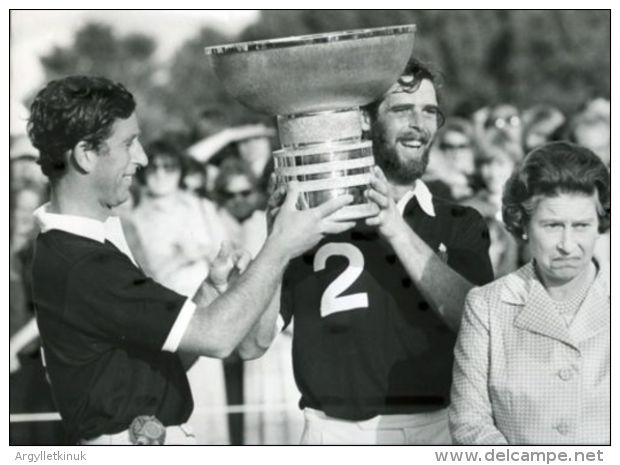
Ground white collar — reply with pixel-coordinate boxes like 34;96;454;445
395;180;436;217
33;203;137;265
34;203;110;242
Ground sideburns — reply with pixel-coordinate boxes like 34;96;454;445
95;141;110;157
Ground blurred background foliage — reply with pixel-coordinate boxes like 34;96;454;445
35;10;610;143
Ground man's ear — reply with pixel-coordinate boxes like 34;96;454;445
72;141;98;173
361;109;372;133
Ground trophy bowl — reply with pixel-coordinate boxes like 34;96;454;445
206;25;416;115
205;25;416;220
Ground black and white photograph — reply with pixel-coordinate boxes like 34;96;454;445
8;8;612;457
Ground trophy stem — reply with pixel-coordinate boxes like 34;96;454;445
274;107;378;220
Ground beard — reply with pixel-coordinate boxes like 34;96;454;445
370;125;431;185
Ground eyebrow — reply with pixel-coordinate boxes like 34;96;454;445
539;217;596;222
388;102;439;108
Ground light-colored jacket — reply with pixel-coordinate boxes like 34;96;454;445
449;260;610;445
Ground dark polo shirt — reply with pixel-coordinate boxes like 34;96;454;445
32;228;193;443
281;182;494;420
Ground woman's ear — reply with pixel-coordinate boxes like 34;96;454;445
72;141;98;173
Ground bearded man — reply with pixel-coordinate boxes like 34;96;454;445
237;59;494;444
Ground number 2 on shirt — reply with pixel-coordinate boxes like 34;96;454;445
313;243;369;317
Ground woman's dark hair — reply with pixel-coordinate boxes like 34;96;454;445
27;75;135;180
502;141;610;238
137;138;187;185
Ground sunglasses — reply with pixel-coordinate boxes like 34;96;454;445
486;115;521;130
146;161;180;173
439;142;471;151
221;189;254;200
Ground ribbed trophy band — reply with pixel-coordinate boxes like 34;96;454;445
274;141;378;219
277;108;362;148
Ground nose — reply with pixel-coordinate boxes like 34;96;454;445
557;228;577;254
133;142;148;168
407;108;423;129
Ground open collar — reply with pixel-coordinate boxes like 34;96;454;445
396;179;436;217
34;203;108;243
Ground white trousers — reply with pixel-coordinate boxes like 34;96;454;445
79;423;196;445
300;407;452;445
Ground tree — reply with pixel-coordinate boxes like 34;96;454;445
160;26;251;139
234;10;610;115
38;22;167;141
37;11;610;143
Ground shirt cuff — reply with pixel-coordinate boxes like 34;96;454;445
162;298;197;352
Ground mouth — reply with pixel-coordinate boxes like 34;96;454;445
399;139;424;149
399;133;431;151
397;130;430;151
552;258;580;266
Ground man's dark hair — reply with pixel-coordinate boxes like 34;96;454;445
365;57;444;126
27;75;136;180
502;141;611;238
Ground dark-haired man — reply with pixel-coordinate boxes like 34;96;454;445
239;60;494;444
27;75;354;444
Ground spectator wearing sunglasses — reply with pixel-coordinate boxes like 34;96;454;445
471;104;524;164
214;157;267;256
483;104;524;162
424;117;477;202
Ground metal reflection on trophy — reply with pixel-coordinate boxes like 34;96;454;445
205;24;416;220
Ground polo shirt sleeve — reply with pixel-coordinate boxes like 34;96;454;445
447;207;494;286
64;249;195;352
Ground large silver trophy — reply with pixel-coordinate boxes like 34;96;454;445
205;25;416;220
